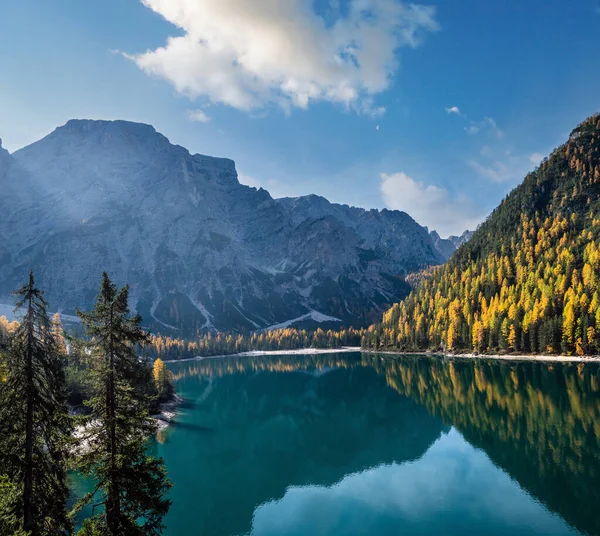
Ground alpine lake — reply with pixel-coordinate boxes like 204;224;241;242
71;351;600;535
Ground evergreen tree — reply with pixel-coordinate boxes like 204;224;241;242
75;273;171;535
0;475;28;536
0;272;71;535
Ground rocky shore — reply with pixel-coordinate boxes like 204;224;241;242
154;393;183;432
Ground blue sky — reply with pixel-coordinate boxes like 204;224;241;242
1;0;599;235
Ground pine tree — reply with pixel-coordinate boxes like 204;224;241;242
75;273;171;535
0;272;72;535
0;475;28;536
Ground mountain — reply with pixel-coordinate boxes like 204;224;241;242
448;230;474;249
364;114;600;355
166;354;445;536
429;230;474;259
0;120;458;334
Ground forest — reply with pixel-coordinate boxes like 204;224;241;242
0;273;173;536
0;270;361;535
363;114;600;356
143;326;365;361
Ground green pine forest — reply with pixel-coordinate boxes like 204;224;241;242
0;273;173;535
363;114;600;356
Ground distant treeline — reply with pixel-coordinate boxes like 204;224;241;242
144;326;366;361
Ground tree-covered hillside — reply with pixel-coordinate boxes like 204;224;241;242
363;114;600;355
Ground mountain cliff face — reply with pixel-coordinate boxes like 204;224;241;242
429;230;473;259
0;120;456;334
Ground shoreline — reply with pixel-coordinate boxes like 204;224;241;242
164;346;362;363
163;346;600;364
154;393;184;432
71;393;184;450
362;349;600;363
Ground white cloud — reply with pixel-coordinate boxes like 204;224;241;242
468;149;540;184
446;107;503;139
449;110;543;188
380;172;484;236
359;97;387;118
368;106;387;118
466;116;501;138
483;116;503;139
127;0;439;113
468;146;547;185
468;159;517;183
237;173;262;189
237;173;293;198
187;109;211;123
376;125;380;131
529;152;544;166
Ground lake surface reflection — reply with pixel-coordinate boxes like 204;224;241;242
159;353;600;536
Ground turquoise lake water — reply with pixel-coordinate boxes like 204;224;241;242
92;352;600;535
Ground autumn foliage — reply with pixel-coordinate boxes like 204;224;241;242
364;114;600;356
145;327;365;361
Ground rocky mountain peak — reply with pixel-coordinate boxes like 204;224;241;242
0;142;11;189
0;119;458;334
17;119;176;162
0;136;11;159
429;229;473;259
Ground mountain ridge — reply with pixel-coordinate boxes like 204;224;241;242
0;118;467;334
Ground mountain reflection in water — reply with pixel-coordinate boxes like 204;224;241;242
159;353;600;536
